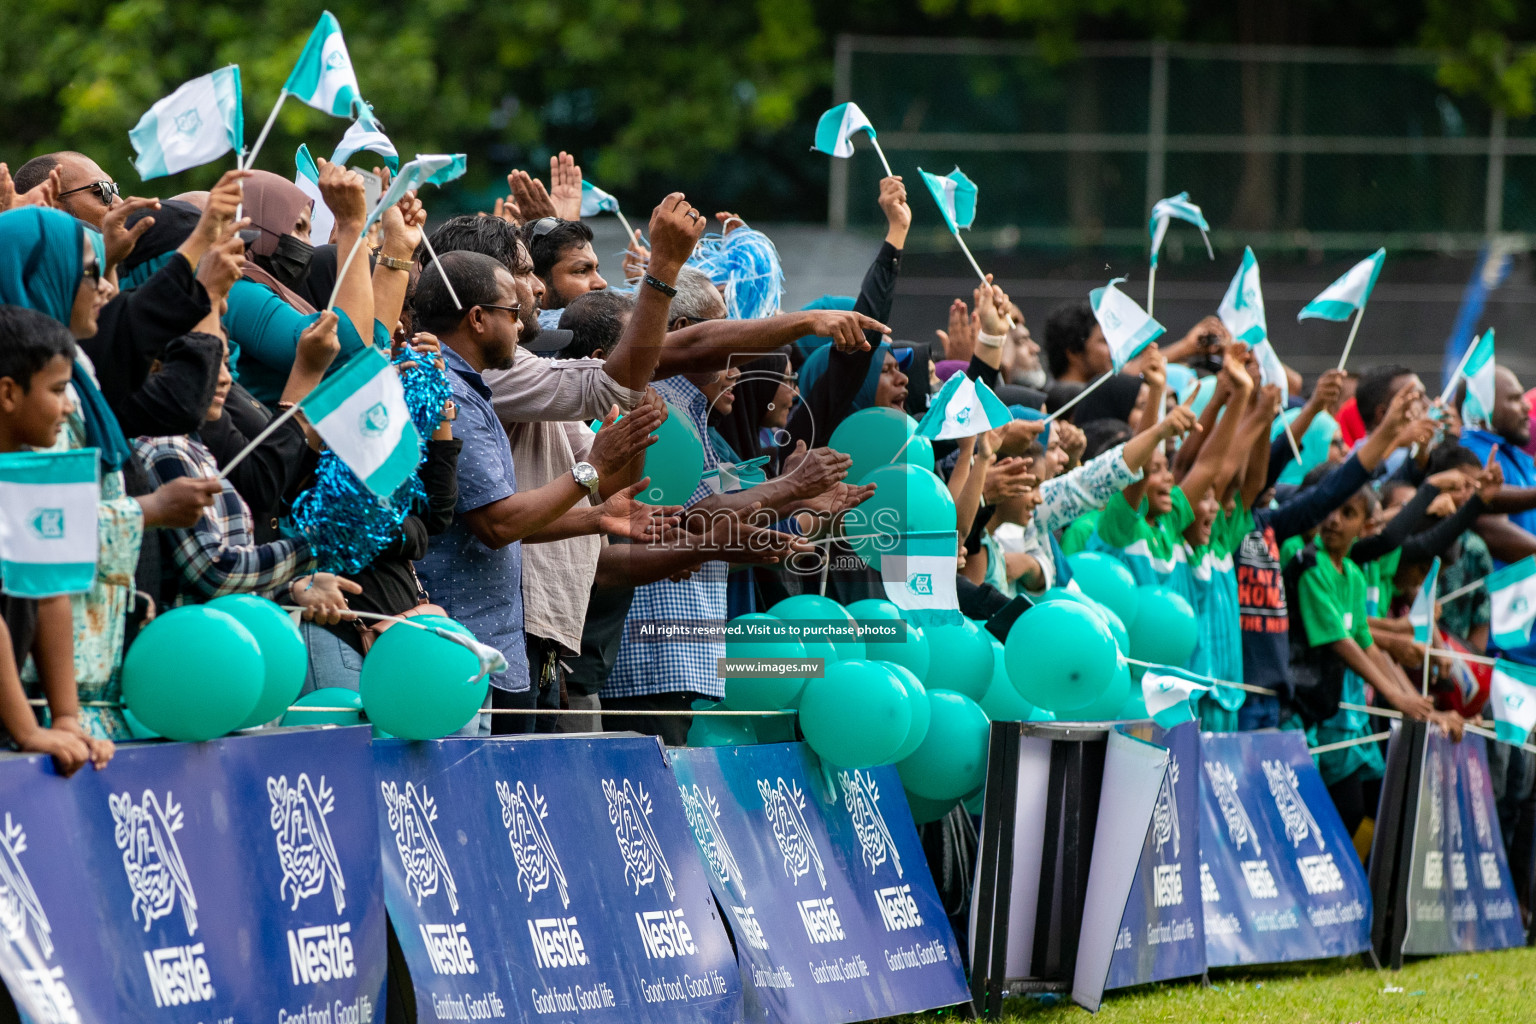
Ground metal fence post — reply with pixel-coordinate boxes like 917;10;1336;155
829;34;854;231
1145;40;1169;215
1485;108;1507;238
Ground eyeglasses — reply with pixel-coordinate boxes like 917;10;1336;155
476;302;522;318
57;180;120;206
529;217;561;239
80;261;101;286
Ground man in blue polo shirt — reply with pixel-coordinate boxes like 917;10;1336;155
1462;365;1536;597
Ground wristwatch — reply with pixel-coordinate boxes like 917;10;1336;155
376;253;413;272
571;461;600;496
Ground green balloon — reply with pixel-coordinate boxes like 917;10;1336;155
207;595;308;729
799;660;911;768
122;606;263;742
283;687;366;727
768;594;863;661
723;613;808;710
1128;586;1198;667
919;618;993;701
905;791;960;825
636;401;704;506
847;464;956;571
687;704;757;747
897;690;990;801
1066;552;1140;629
1057;657;1133;722
827;407;935;489
886;664;931;762
980;641;1037;721
1004;600;1117;713
360;615;489;739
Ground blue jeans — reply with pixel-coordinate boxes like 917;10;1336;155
1237;693;1282;731
301;621;364;695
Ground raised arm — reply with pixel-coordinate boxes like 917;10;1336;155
599;194;707;391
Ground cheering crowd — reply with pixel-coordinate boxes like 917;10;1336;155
2;142;1536;894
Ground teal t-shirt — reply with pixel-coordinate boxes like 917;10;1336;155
225;278;377;404
1191;506;1247;728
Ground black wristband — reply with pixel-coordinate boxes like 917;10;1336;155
643;273;677;298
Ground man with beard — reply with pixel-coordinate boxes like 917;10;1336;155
522;217;607;329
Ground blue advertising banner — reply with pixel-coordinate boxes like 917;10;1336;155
1400;732;1524;955
1105;722;1206;989
1199;731;1372;967
374;735;741;1024
67;726;388;1023
669;743;968;1023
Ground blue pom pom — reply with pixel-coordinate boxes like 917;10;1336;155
686;228;783;320
393;341;453;438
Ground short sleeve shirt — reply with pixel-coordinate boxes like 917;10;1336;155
1297;552;1374;650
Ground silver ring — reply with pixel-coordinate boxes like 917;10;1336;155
687;210;700;220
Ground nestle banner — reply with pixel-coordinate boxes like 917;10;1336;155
61;726;387;1023
1105;722;1206;989
1199;731;1372;966
374;735;741;1024
669;743;968;1023
1400;732;1523;955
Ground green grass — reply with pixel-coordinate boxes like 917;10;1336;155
886;947;1536;1022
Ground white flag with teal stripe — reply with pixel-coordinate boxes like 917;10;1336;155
299;347;421;496
812;102;877;158
1410;556;1440;645
880;530;962;627
1141;666;1213;729
129;66;243;180
1489;556;1536;650
580;181;621;217
1089;278;1164;371
1458;328;1497;429
1252;337;1289;406
0;450;99;597
915;373;1012;441
1297;248;1385;322
330;109;398;172
284;11;363;118
918;167;977;233
366;153;467;230
1491;660;1536;745
294;145;335;247
1217;246;1267;346
1148;192;1212;268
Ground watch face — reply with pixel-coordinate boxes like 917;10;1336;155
574;463;598;488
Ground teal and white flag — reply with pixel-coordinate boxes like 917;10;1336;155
129;66;243;180
284;11;363;118
366;153;466;229
1410;557;1441;645
1141;667;1213;729
1217;246;1267;346
294;145;335;247
1297;248;1385;322
580;181;621;217
330;109;397;172
1489;556;1536;650
918;167;978;233
299;347;421;496
915;373;1012;441
1089;278;1164;371
880;530;962;627
812;102;877;158
702;456;769;495
1491;659;1536;746
1253;337;1289;406
1458;328;1497;428
0;449;99;597
1148;192;1212;268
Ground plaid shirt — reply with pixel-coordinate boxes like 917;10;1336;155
603;376;727;700
133;433;311;603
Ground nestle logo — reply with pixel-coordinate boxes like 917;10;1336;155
635;909;696;959
420;922;477;975
874;884;922;931
797;897;845;943
528;915;588;968
287;922;355;985
143;944;214;1007
1153;863;1184;908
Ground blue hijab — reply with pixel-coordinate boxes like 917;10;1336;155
800;339;897;413
0;208;130;469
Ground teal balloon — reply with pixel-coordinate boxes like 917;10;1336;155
1004;600;1117;713
799;660;911;768
360;615;489;739
897;691;990;801
1035;586;1089;605
123;709;160;740
768;594;863;661
637;401;704;505
846;598;903;621
980;641;1037;721
905;791;960;825
283;688;366;727
1082;598;1129;655
1066;552;1140;628
723;613;808;710
687;705;757;747
207;595;308;729
887;665;931;762
828;406;935;487
755;713;799;744
122;606;263;741
847;464;956;570
920;618;993;701
1128;586;1198;667
1117;690;1150;721
870;620;931;682
963;785;986;816
1056;657;1132;722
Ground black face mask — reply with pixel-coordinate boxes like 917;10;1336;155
267;234;315;291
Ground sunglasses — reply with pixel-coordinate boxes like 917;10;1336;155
529;217;561;239
58;180;120;206
80;261;101;286
476;302;522;318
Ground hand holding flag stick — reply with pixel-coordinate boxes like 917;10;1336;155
1216;247;1301;462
